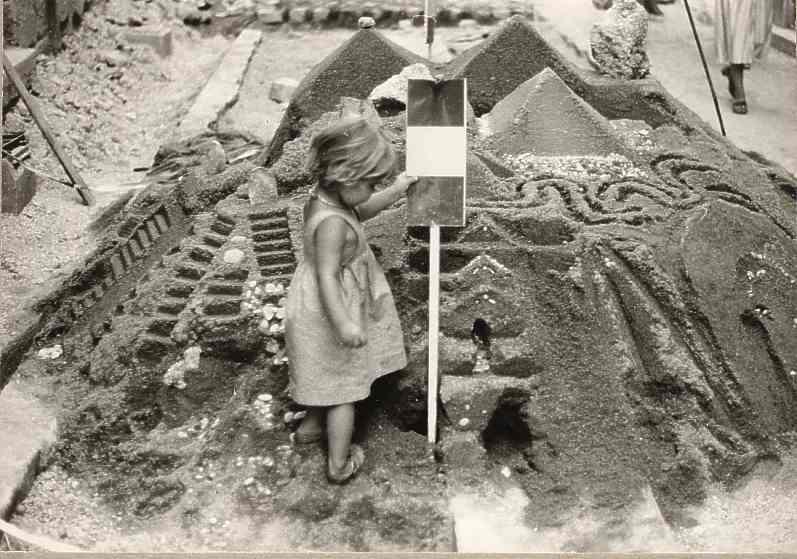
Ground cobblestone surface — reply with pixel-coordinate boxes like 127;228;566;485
173;0;536;28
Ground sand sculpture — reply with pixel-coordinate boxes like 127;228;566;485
5;16;796;551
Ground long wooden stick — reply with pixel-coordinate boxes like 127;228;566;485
427;223;440;444
682;0;727;136
0;518;83;553
2;52;95;206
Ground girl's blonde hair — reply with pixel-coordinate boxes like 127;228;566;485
307;117;396;191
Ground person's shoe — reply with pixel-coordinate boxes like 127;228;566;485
732;99;748;114
645;0;664;15
327;444;365;485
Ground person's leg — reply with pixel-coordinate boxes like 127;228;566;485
295;406;324;441
642;0;663;15
327;402;356;472
728;63;748;113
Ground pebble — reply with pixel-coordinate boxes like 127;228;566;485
37;345;63;360
257;393;273;402
458;418;470;427
500;466;512;478
223;248;246;264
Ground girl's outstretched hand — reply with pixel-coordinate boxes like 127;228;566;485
394;172;419;192
339;322;367;348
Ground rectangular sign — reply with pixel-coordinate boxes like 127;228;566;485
405;78;467;227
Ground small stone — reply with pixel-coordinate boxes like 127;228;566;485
500;466;512;478
358;16;375;28
257;393;273;402
269;78;299;103
369;63;434;110
200;140;227;174
458;417;470;427
312;7;330;23
289;7;309;24
257;7;283;24
244;477;255;485
223;248;246;264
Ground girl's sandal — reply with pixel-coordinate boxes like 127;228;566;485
327;444;365;485
292;430;323;445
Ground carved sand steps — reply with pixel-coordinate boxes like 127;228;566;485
138;211;238;356
248;209;296;282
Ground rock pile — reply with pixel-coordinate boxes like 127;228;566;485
589;0;651;79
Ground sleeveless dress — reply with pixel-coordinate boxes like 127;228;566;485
285;194;408;406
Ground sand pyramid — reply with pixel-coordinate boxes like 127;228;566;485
445;16;585;116
263;29;425;164
485;67;628;156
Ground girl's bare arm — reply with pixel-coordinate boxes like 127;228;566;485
356;173;418;221
314;216;366;347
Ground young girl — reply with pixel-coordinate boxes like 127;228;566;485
284;117;417;484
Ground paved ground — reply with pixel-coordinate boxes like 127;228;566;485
532;0;797;175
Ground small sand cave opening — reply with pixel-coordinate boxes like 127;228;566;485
471;318;492;347
367;374;449;439
472;318;492;374
481;388;533;457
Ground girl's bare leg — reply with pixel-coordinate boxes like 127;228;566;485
296;406;324;438
327;403;355;471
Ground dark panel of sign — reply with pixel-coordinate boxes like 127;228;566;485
406;176;466;227
407;79;466;127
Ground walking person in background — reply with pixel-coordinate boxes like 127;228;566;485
715;0;774;113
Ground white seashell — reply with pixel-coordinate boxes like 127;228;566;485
263;304;276;320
